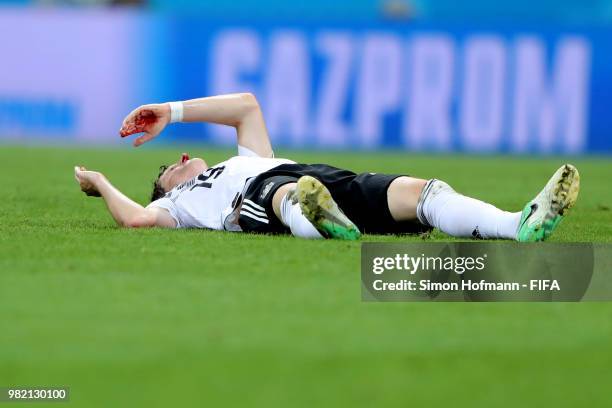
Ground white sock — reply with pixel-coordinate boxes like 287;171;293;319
417;179;521;239
279;194;323;239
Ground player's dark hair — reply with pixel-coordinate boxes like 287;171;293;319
150;164;168;202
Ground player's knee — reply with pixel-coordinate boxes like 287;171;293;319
394;176;427;197
387;177;427;221
421;179;456;200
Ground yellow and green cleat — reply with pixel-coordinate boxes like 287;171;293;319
516;164;580;242
292;175;361;240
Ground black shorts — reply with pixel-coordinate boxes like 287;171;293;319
238;163;431;235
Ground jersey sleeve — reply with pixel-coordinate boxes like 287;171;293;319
146;197;181;228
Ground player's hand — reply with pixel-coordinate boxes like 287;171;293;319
74;166;103;197
119;103;170;147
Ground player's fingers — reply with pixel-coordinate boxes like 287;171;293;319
119;126;135;137
120;121;141;137
74;166;85;182
119;108;144;136
133;132;155;147
121;109;157;138
121;125;147;137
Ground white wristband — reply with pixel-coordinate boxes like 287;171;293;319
168;101;184;123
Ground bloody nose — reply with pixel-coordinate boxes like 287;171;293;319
181;153;189;164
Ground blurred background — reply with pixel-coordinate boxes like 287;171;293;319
0;0;611;154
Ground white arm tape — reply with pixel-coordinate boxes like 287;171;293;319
168;101;184;123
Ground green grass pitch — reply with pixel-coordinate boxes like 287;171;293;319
1;145;611;407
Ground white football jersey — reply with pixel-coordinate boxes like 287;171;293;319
148;156;294;229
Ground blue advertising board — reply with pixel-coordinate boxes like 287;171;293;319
0;9;610;154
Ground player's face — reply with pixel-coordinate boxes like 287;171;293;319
159;153;207;191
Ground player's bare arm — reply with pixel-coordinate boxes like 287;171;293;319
119;93;273;157
74;166;176;228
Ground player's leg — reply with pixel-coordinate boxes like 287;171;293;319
389;164;580;241
271;183;323;239
387;176;522;239
238;175;300;236
268;167;530;239
271;179;361;240
238;163;360;240
387;177;427;221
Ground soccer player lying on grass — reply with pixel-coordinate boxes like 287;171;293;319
74;93;580;242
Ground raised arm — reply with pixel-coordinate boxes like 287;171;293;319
119;93;273;157
74;166;176;228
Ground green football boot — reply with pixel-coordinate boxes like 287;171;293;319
516;164;580;242
292;175;361;240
